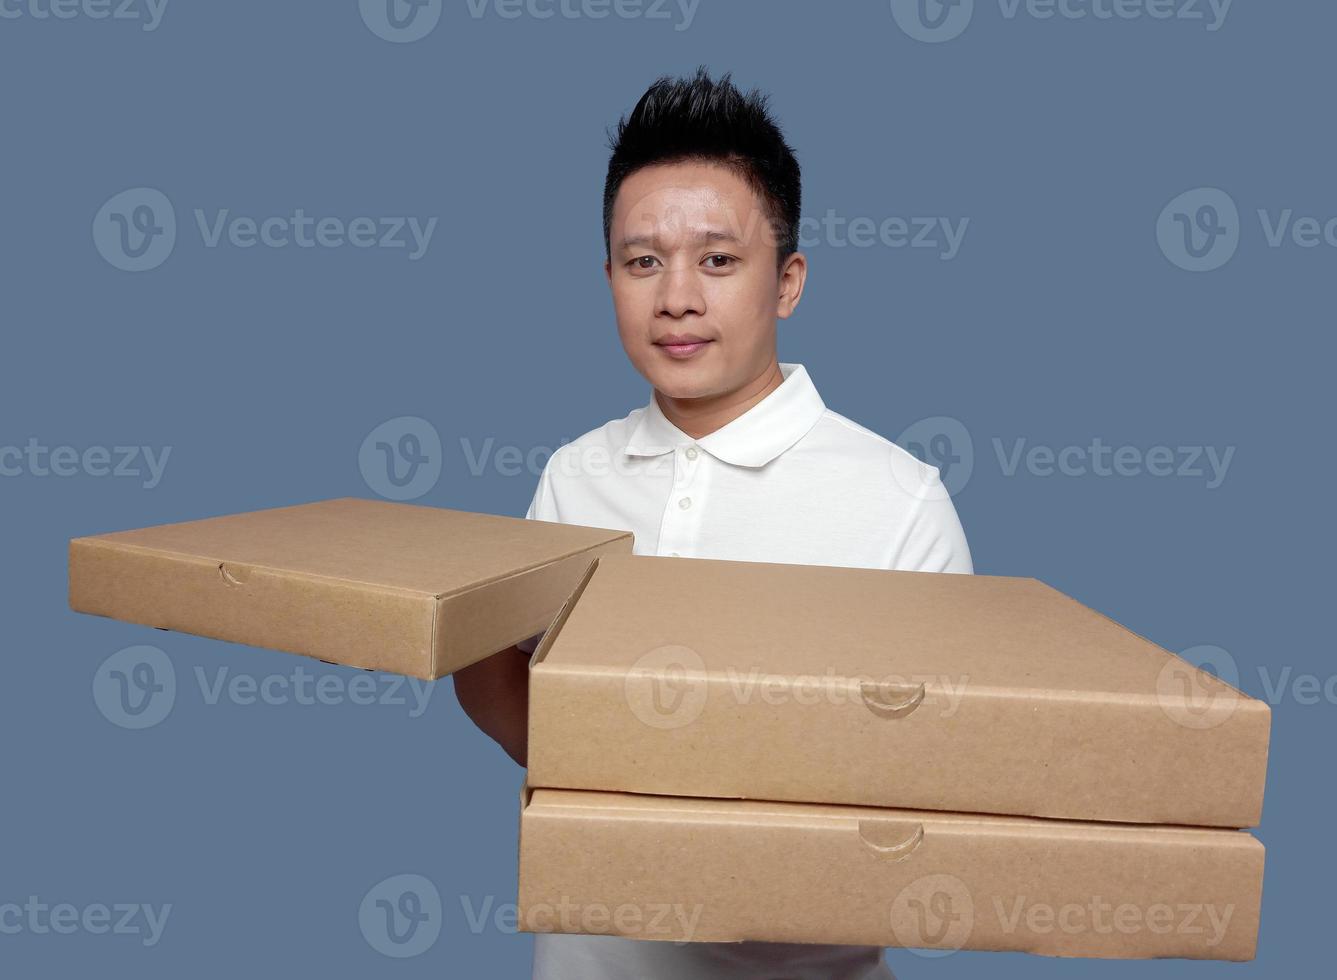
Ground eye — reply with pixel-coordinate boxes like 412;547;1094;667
703;254;736;269
627;255;659;270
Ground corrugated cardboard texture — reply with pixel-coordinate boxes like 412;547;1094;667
528;555;1270;828
518;788;1264;960
69;498;633;679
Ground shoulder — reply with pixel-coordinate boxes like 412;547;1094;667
808;408;971;573
805;408;945;498
541;406;645;483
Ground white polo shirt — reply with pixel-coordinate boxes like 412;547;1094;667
519;361;972;980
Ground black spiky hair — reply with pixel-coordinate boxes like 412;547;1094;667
603;67;802;272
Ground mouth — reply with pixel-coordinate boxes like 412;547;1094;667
653;334;714;359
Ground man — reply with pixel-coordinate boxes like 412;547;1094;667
454;66;971;980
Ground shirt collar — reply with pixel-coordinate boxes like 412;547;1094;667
623;362;827;468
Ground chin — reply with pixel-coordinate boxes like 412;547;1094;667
643;362;718;401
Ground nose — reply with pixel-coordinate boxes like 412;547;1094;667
654;265;705;320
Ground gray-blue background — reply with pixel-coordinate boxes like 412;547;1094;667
2;0;1331;975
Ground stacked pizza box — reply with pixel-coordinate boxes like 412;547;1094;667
520;554;1269;960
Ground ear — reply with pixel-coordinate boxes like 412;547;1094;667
776;251;807;319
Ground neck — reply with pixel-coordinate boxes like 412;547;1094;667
656;360;785;440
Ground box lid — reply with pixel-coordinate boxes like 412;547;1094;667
70;498;633;678
528;555;1270;827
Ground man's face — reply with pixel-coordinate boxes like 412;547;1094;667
605;160;803;400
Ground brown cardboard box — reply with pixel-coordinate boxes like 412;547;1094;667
517;786;1265;960
69;498;633;679
528;555;1270;828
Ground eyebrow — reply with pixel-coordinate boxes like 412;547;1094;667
616;229;743;251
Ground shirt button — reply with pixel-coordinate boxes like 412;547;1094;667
685;446;699;460
678;496;692;510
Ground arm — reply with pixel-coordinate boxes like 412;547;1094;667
892;457;974;574
453;644;530;767
454;462;556;767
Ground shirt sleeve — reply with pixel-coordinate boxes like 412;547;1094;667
892;465;974;575
524;459;559;522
